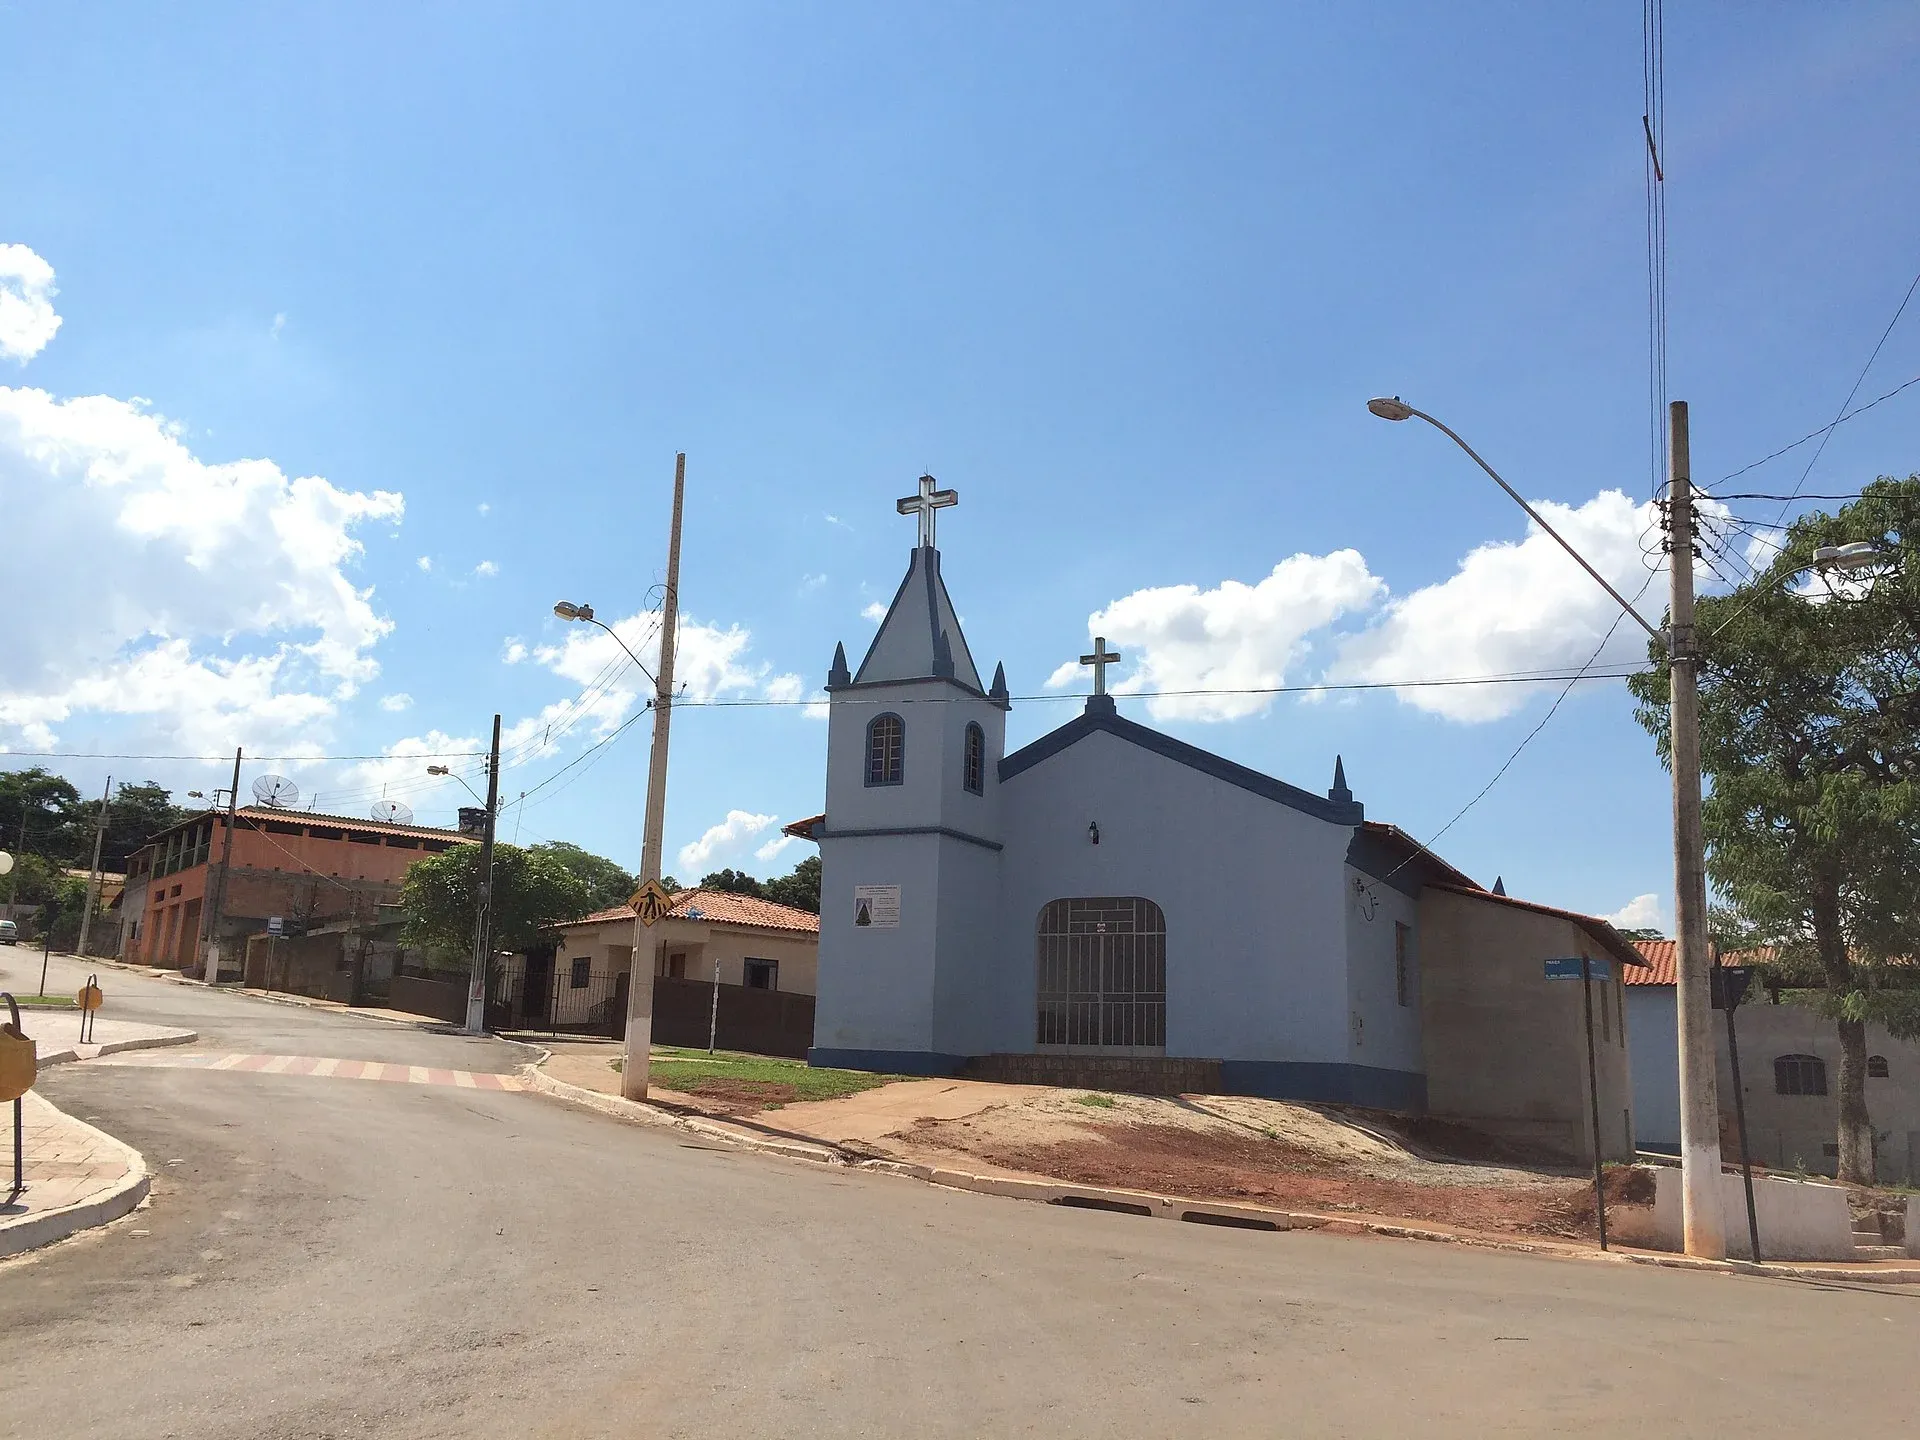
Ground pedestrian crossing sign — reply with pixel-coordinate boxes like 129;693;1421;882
630;878;675;927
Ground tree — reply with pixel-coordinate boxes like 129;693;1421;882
398;842;595;969
1628;476;1920;1184
0;766;87;874
763;854;821;914
527;841;635;911
699;868;766;899
101;782;188;872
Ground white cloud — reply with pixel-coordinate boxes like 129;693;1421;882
824;513;849;529
1068;550;1385;721
416;555;433;572
861;601;887;623
473;559;498;578
1331;490;1662;722
678;810;777;872
0;380;403;752
1604;893;1665;934
532;607;765;735
763;673;806;703
270;312;286;340
477;501;490;517
800;572;828;594
340;729;484;800
755;833;797;864
0;244;61;362
379;692;413;712
502;640;528;665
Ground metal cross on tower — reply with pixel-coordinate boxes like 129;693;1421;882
896;473;959;549
1079;636;1121;695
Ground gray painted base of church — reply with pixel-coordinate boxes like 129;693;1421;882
810;1049;1426;1112
810;1047;969;1077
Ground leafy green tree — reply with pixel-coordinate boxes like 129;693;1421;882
527;840;635;911
0;766;86;874
763;854;821;914
398;842;594;969
699;868;766;899
101;782;187;872
1629;476;1920;1183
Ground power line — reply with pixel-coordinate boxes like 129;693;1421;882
1708;372;1920;489
1757;266;1920;528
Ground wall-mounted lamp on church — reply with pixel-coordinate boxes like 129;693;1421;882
1087;821;1100;846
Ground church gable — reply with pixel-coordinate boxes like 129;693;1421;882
998;697;1364;827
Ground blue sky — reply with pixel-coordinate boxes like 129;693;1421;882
4;3;1919;924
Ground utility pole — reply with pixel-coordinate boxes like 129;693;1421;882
201;749;243;982
465;714;502;1035
1667;399;1727;1259
75;775;112;959
622;451;686;1102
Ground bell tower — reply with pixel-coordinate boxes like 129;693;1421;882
810;476;1010;1073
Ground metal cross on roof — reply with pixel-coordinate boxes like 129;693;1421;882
896;473;958;549
1079;636;1121;695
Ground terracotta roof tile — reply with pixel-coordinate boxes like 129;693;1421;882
559;889;819;935
1626;940;1780;985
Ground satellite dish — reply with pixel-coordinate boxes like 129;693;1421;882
252;774;300;808
371;799;414;825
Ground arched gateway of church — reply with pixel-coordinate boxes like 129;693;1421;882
1035;897;1166;1053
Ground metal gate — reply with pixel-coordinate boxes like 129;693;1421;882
1035;897;1166;1053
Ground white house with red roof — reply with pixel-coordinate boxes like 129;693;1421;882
786;482;1646;1161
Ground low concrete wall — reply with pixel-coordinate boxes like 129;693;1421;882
1909;1197;1919;1259
387;973;467;1025
1610;1167;1854;1261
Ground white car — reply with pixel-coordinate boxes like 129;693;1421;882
0;919;17;944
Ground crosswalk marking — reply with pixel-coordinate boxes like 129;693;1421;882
89;1050;525;1092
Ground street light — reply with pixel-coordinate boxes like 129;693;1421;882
1369;394;1723;1254
553;599;659;685
1814;541;1880;573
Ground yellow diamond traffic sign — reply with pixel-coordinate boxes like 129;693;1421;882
630;878;675;927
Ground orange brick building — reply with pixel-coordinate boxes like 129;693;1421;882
125;806;469;970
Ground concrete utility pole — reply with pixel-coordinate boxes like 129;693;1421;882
622;451;686;1102
1667;400;1727;1259
75;775;112;959
466;714;503;1035
201;748;243;982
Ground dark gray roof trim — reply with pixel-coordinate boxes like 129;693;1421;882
997;696;1365;826
818;824;1003;853
828;674;991;702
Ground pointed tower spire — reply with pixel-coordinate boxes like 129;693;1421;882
1492;875;1507;896
988;660;1010;708
1328;754;1353;805
932;629;956;679
827;641;850;689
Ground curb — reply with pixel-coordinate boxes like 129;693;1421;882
36;1030;200;1068
0;1094;152;1261
521;1060;1920;1284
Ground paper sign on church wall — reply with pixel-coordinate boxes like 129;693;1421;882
852;885;901;929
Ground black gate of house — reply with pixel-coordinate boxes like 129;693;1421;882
490;955;627;1036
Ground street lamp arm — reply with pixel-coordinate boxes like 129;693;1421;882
582;614;661;689
1397;404;1665;644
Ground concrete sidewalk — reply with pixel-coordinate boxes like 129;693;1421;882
20;1011;198;1066
0;1091;150;1260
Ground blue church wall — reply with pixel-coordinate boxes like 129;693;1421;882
1342;867;1425;1077
995;728;1355;1067
813;834;945;1056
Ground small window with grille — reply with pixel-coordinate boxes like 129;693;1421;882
569;957;590;989
1774;1053;1827;1096
866;713;904;786
963;722;985;795
1868;1054;1890;1079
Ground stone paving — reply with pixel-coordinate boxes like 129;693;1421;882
0;1090;147;1257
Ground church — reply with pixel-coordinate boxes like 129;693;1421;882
787;478;1645;1161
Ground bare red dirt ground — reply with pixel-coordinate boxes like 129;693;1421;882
907;1118;1652;1242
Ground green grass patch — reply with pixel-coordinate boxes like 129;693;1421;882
1073;1092;1117;1108
8;994;76;1008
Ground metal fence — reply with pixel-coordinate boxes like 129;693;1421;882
490;956;627;1036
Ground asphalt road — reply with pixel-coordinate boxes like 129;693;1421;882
1;948;1915;1439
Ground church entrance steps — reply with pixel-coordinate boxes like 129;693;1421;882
962;1053;1221;1096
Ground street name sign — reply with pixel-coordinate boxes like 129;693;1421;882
1543;956;1609;981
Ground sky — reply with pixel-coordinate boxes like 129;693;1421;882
4;3;1920;926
